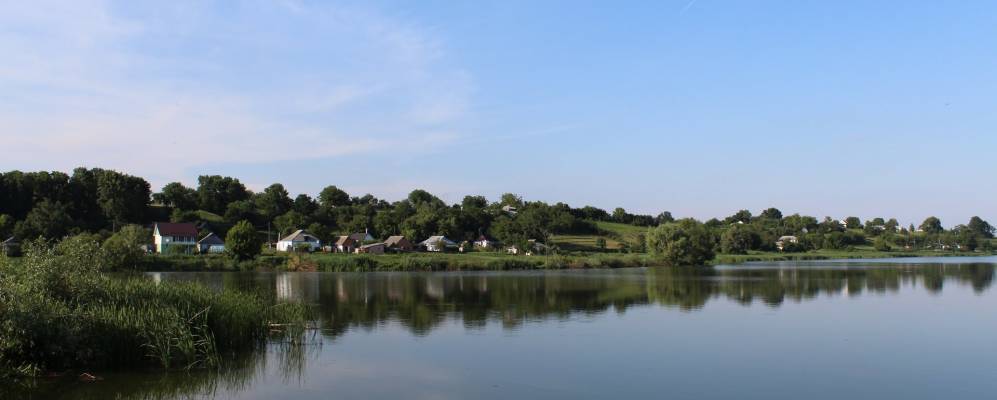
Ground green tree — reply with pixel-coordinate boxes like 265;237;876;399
274;211;307;238
844;216;863;229
255;183;293;222
656;211;675;224
96;170;151;226
724;210;752;224
293;194;318;215
0;214;13;239
647;219;715;266
102;225;150;270
224;200;258;224
967;216;995;239
226;220;261;261
17;200;72;239
318;185;351;208
760;208;783;220
920;217;944;234
884;218;899;233
197;175;250;214
154;182;198;210
720;224;758;254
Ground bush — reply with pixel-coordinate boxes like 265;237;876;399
647;219;716;266
226;220;261;261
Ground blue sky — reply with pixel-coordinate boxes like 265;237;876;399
1;0;994;227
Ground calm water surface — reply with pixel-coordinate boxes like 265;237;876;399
17;257;997;399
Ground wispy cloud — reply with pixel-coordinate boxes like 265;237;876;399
0;1;472;184
680;0;701;15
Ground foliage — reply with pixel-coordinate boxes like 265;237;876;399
0;238;307;378
646;219;715;266
102;225;150;270
225;221;262;261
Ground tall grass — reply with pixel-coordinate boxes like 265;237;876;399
0;237;309;379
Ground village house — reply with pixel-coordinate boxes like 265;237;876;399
1;237;19;256
357;242;386;254
420;235;457;252
384;235;414;252
507;239;547;256
153;222;198;254
776;235;799;251
334;236;357;253
197;233;226;254
474;234;499;249
277;230;322;252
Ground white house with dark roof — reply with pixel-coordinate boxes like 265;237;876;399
277;230;321;252
419;236;458;252
153;222;198;254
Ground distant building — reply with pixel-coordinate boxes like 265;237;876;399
357;242;385;254
334;236;357;253
776;235;799;251
197;233;226;254
420;235;457;252
501;205;518;215
384;235;414;252
153;222;198;254
474;235;499;249
277;230;321;252
1;237;19;256
507;239;547;256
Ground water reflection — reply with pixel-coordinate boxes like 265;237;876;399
10;258;996;400
157;259;995;337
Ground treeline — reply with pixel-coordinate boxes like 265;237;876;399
0;169;664;248
1;168;994;267
644;209;995;266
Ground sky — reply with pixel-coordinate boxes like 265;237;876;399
1;0;995;227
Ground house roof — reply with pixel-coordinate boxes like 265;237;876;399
348;232;370;241
279;230;319;243
335;235;355;246
155;222;198;237
198;233;224;245
384;235;408;246
360;242;385;249
419;236;456;246
2;237;17;245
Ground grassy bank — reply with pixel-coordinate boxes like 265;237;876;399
285;251;650;272
712;249;996;265
0;238;309;380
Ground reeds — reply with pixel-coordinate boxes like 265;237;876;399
0;239;308;379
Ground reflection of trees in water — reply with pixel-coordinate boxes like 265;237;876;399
306;264;994;336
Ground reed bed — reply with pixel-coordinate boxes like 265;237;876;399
0;238;310;380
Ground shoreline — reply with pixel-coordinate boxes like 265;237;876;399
116;250;997;273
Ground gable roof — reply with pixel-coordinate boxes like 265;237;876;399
198;233;224;245
155;222;198;237
384;235;409;246
279;230;319;243
419;236;456;246
348;232;370;241
360;242;385;249
335;235;355;246
2;237;17;245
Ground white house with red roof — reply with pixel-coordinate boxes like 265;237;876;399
153;222;199;254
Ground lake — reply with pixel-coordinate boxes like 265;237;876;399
14;256;997;399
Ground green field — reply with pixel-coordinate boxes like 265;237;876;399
551;220;651;251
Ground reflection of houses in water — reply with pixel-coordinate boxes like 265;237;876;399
276;272;320;302
425;276;445;299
